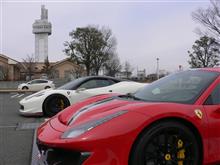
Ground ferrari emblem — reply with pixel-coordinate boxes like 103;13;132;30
194;109;203;119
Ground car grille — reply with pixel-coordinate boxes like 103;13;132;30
37;140;90;165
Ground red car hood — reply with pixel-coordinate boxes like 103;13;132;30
62;97;137;124
50;95;188;133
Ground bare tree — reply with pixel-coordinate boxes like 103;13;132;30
105;53;121;77
192;0;220;40
22;54;36;80
41;57;52;78
92;27;117;75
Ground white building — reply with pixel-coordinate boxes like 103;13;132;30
137;69;146;80
32;5;52;62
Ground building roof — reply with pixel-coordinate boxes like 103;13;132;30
0;54;19;64
52;58;77;68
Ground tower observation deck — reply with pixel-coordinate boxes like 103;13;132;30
32;5;52;62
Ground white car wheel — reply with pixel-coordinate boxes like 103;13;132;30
43;95;70;117
22;86;29;90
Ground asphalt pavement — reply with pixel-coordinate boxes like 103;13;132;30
0;93;45;165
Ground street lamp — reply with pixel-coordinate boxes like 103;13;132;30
156;58;159;80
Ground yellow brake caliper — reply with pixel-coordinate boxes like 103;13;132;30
177;139;185;165
165;153;171;161
60;99;64;110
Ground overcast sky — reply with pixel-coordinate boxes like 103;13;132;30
0;0;210;74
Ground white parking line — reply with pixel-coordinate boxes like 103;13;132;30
11;93;19;98
16;122;42;130
17;94;25;98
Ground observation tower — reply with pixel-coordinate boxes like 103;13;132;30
32;5;52;62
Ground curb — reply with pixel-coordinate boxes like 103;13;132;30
31;129;38;165
0;90;37;93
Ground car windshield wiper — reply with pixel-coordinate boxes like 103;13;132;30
124;93;143;101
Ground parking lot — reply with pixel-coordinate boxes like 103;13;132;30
0;92;45;165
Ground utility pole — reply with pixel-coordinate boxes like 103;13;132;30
156;58;159;80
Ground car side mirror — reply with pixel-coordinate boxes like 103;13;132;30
76;88;86;93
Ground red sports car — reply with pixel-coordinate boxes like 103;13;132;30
37;68;220;165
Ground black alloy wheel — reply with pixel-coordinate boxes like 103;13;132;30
129;121;201;165
45;86;51;89
22;86;28;90
44;95;70;117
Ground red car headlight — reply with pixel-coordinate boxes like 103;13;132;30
61;110;128;139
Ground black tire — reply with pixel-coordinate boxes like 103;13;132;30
129;121;201;165
45;86;51;89
22;86;28;90
43;95;70;117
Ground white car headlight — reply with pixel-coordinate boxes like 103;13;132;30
61;110;128;139
18;84;23;88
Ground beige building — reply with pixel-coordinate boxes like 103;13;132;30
0;54;23;80
0;54;82;81
19;61;48;80
52;58;84;79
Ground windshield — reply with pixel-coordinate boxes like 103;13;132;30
134;70;219;104
57;77;85;90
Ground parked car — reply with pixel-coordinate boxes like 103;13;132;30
19;76;120;116
17;79;55;91
37;68;220;165
19;76;146;117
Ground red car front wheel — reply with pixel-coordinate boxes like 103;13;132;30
130;121;202;165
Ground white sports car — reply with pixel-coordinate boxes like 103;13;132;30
19;78;147;117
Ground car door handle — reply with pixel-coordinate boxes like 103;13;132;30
109;90;113;92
